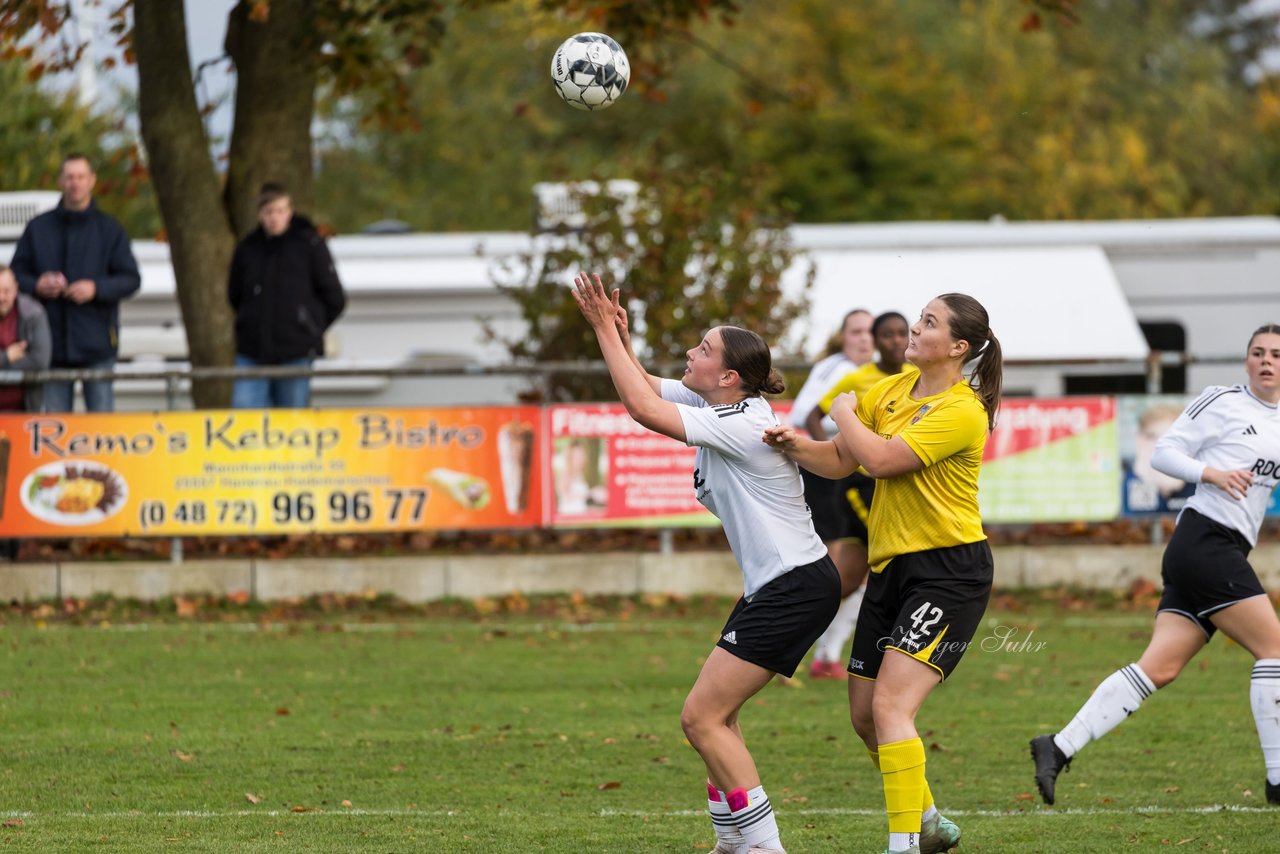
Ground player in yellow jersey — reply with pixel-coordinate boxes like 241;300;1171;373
806;311;911;679
765;293;1002;854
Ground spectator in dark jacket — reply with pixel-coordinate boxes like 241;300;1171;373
228;183;346;408
0;265;52;413
9;153;141;412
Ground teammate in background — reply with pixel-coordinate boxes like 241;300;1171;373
765;293;1002;854
787;309;874;678
1031;324;1280;807
573;273;840;854
806;311;912;679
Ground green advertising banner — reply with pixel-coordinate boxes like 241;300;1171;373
979;398;1119;522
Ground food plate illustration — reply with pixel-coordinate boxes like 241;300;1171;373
20;460;128;526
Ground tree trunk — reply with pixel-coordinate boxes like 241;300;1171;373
133;0;236;408
224;0;321;236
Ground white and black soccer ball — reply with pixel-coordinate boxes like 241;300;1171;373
550;32;630;112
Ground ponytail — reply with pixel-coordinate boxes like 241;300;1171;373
937;292;1003;432
969;333;1003;432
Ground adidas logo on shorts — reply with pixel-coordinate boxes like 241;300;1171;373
722;631;737;645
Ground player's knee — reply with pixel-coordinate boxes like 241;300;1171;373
1140;660;1180;689
679;702;713;747
849;705;876;744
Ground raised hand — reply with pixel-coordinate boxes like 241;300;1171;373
572;272;617;331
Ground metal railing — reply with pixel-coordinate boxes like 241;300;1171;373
0;349;1219;403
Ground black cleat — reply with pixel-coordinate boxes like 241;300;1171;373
1030;734;1071;805
1268;779;1280;805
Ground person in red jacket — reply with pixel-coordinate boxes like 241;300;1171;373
227;183;346;408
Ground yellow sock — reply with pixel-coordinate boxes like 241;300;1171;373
922;778;935;814
866;746;880;770
879;737;926;837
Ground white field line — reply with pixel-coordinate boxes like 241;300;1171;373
1;805;1274;820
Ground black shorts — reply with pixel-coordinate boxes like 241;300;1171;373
848;541;993;681
716;555;842;677
800;468;873;545
1158;508;1265;638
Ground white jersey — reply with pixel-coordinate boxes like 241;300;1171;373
1151;384;1280;546
661;379;827;598
788;353;859;433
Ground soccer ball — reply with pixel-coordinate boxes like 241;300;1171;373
550;32;630;111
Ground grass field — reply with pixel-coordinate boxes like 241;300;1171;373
0;592;1275;852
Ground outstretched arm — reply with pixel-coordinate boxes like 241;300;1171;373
612;294;661;395
763;424;860;478
574;273;685;442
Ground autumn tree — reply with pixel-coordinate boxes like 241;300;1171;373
0;0;740;406
487;161;812;402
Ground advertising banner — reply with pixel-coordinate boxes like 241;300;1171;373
0;408;542;536
1118;395;1197;515
547;403;712;528
545;402;796;528
1118;394;1280;516
979;397;1120;522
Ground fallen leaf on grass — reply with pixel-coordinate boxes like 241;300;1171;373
276;707;290;716
340;800;352;807
597;781;622;790
290;805;314;813
172;750;194;763
1014;793;1035;801
2;819;22;828
245;793;261;805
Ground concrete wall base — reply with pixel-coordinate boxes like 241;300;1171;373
3;543;1280;603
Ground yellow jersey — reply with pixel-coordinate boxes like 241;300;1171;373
855;370;988;573
819;362;918;412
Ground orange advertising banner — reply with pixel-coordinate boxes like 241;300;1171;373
0;408;542;536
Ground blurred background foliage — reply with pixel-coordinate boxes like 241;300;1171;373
312;0;1280;232
1;0;1278;236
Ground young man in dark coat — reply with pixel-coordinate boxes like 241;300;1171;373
9;153;140;412
228;182;346;408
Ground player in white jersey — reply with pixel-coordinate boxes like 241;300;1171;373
1032;324;1280;807
573;273;840;854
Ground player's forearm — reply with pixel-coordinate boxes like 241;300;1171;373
597;325;664;422
783;435;857;479
831;406;894;476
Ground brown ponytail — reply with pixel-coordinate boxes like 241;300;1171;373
937;293;1003;431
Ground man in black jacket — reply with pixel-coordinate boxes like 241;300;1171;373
228;183;346;408
10;154;141;412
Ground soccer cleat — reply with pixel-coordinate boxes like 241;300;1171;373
808;660;847;680
1267;780;1280;805
1030;734;1071;805
919;812;961;854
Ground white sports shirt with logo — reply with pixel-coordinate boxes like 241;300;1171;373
661;379;827;598
788;352;858;432
1150;384;1280;546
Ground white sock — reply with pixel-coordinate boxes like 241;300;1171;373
1054;663;1155;758
813;586;863;662
707;783;747;853
729;785;783;852
889;831;918;851
921;804;939;824
1251;659;1280;786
